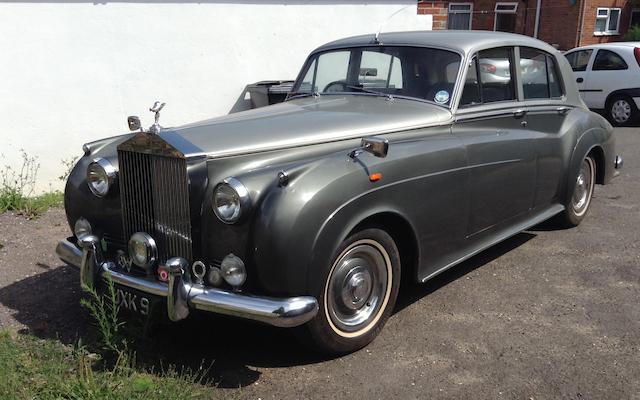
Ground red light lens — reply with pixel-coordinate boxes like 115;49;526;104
634;47;640;67
157;266;169;282
480;63;497;74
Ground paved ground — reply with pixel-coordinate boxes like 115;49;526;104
0;128;638;399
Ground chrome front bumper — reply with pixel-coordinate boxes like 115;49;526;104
55;237;318;328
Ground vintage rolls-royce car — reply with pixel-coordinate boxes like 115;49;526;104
56;31;622;354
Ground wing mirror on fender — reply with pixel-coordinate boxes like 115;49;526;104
349;136;389;159
127;116;142;132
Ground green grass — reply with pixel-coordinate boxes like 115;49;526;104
0;331;222;400
0;189;63;219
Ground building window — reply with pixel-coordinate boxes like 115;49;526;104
631;9;640;28
595;8;621;35
448;3;473;30
494;2;518;32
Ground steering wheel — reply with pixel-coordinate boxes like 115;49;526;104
323;81;348;93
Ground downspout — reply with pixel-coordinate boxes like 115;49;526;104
576;0;587;48
534;0;542;38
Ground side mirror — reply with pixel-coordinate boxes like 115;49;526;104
127;116;141;131
361;137;388;158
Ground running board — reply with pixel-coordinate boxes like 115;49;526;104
420;204;564;283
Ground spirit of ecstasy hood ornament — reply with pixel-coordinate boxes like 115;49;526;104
126;101;166;134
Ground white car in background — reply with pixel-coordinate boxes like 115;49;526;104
565;42;640;125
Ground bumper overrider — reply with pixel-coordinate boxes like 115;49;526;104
55;235;318;328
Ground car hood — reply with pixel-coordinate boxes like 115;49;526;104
158;95;453;158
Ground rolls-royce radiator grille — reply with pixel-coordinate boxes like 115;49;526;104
118;150;192;264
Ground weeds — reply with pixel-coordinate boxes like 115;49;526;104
0;150;64;218
0;331;216;399
80;276;127;355
59;155;79;182
0;276;219;398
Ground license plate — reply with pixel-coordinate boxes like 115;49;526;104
115;286;151;316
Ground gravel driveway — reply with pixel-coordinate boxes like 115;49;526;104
0;128;638;399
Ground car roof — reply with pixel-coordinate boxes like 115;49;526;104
312;30;560;56
569;42;640;52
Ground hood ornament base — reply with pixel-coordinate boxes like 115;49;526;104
126;101;166;135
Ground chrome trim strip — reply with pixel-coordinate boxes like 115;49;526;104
55;239;319;328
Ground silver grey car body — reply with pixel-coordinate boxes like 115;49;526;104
57;31;619;352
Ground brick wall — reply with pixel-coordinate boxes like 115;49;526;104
417;1;449;29
416;0;634;50
579;0;634;46
537;1;583;50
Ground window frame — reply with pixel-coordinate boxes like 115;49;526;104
493;2;519;31
448;2;473;30
494;2;518;13
594;7;622;35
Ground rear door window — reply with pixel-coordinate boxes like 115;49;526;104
520;47;564;99
592;49;628;71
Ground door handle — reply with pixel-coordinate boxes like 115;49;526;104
576;77;584;83
513;109;527;118
556;106;570;115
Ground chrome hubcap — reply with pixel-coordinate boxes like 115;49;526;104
572;158;594;216
326;241;390;334
611;100;631;123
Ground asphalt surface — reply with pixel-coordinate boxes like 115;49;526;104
0;127;638;399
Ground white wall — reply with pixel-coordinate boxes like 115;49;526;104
0;1;431;192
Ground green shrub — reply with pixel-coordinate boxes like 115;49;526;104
624;25;640;41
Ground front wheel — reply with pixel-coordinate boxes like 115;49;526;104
556;155;596;227
302;228;401;354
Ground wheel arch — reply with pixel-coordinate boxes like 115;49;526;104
588;145;606;185
605;89;640;111
348;212;420;284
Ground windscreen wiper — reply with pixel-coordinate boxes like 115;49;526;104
286;91;320;101
345;85;394;101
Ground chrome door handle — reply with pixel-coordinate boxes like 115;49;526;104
513;109;527;118
556;106;570;115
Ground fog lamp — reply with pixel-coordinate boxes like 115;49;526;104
220;253;246;289
74;217;92;238
128;232;157;270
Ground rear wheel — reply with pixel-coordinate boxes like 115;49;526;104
607;95;638;126
303;228;401;354
556;155;596;227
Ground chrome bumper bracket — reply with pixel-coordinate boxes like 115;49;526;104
57;238;318;328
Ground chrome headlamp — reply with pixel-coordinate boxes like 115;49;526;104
128;232;158;270
86;158;117;197
213;177;250;224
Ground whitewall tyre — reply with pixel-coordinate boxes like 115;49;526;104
303;228;401;354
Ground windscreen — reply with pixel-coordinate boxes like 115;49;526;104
293;46;462;106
